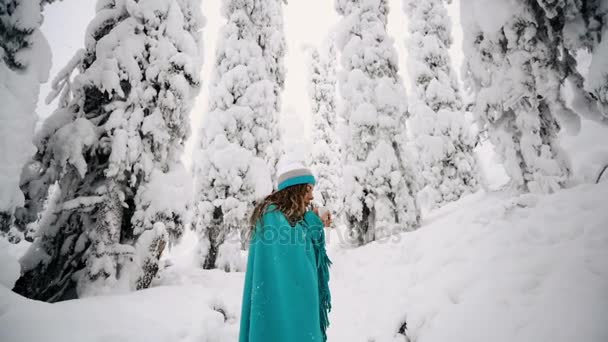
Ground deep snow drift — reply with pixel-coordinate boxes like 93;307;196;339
2;179;607;342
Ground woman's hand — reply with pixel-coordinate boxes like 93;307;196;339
320;211;332;228
312;206;332;228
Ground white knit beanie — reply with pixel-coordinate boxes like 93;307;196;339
276;160;316;191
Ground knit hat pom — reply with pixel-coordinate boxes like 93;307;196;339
276;160;316;191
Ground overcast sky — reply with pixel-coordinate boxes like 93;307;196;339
37;0;463;170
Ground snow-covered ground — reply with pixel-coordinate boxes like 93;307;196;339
327;182;608;342
2;176;607;342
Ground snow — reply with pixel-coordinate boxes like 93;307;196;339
396;185;608;342
0;284;238;342
0;239;28;289
51;118;97;178
585;27;608;114
0;1;52;217
460;0;521;36
561;119;608;184
60;196;105;211
2;179;607;341
132;165;194;238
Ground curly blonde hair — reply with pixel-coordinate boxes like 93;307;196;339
249;184;310;233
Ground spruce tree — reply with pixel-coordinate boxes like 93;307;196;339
306;42;344;220
0;0;55;242
335;0;420;245
461;0;571;193
13;0;203;301
535;0;608;122
193;0;284;270
405;0;479;210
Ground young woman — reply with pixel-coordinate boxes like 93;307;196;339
239;163;333;342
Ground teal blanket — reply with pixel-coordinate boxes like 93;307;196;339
239;204;332;341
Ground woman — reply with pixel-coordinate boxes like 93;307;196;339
239;163;333;342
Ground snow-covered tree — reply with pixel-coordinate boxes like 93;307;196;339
306;42;344;221
404;0;479;210
0;0;55;243
13;0;203;301
535;0;608;123
520;0;608;126
460;0;608;193
335;0;420;245
461;0;574;194
13;50;84;243
193;0;283;270
255;0;286;125
586;30;608;119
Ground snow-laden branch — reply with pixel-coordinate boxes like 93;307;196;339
45;49;84;107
